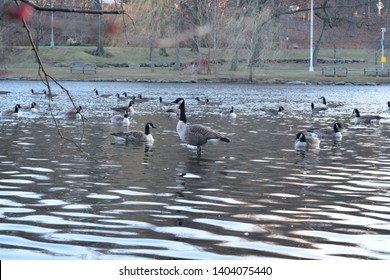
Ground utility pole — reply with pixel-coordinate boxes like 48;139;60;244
309;0;314;72
50;0;55;47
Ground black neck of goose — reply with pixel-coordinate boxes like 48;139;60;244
179;101;187;123
333;124;339;132
144;123;151;135
354;109;360;117
14;106;19;113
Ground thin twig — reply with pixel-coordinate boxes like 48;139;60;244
14;0;86;152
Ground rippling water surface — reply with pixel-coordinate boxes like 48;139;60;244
1;80;390;260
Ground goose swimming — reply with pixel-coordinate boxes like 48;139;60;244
262;106;284;116
308;122;342;141
352;108;381;124
94;88;112;98
159;97;171;106
1;104;21;117
295;131;320;150
22;102;37;113
111;111;130;125
111;122;156;144
65;105;82;120
220;106;237;118
320;96;343;108
172;98;230;157
112;100;135;114
311;102;327;114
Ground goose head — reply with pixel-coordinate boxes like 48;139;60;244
352;108;360;117
145;122;157;135
172;98;184;104
296;132;306;142
334;122;342;132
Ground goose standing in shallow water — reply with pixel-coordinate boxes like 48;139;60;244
2;104;21;117
172;98;230;157
308;122;342;141
352;108;382;124
295;132;320;150
110;122;156;144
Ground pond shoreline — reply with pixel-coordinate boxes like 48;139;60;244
0;76;385;86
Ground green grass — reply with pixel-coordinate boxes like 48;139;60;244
0;46;389;84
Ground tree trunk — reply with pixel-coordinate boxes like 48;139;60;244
96;0;105;56
174;12;180;70
313;19;330;66
230;48;239;71
149;44;155;73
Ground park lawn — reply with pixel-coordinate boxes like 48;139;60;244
1;46;389;84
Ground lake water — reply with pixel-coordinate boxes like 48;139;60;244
0;80;390;260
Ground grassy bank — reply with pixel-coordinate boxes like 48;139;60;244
1;46;389;84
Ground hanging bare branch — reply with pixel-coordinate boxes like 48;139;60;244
18;0;125;15
13;0;87;152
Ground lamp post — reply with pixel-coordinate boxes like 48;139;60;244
381;27;386;70
50;0;54;47
309;0;314;72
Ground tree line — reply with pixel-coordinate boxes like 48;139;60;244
1;0;390;73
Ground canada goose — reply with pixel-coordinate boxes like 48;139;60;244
195;97;207;105
195;97;220;106
352;108;382;124
31;89;45;95
112;100;135;114
110;122;156;144
111;111;130;125
115;92;129;101
42;89;58;98
308;122;342;141
320;96;343;108
295;131;320;150
135;94;153;103
1;104;21;117
220;106;237;118
205;98;221;106
65;105;82;120
159;97;171;106
22;102;37;113
94;88;111;98
262;106;284;116
172;98;230;157
311;102;327;114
